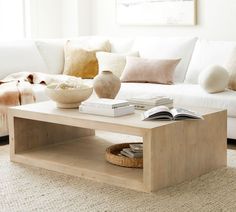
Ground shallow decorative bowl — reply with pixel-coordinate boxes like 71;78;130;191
46;84;93;109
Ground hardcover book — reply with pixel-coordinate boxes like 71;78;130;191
127;95;173;106
79;105;135;117
81;98;129;109
121;148;143;158
129;143;143;152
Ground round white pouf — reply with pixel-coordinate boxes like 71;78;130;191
198;65;230;93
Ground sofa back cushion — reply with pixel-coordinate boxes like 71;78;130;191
35;40;65;75
133;37;197;83
226;48;236;91
108;37;135;53
185;39;236;84
0;41;48;80
96;51;139;78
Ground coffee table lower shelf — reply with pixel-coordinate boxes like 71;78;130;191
11;136;145;192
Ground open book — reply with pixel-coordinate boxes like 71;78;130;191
142;106;203;121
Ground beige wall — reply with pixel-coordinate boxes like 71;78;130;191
91;0;236;41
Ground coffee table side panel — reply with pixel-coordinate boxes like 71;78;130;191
8;111;15;159
9;115;95;156
143;111;227;192
142;131;153;192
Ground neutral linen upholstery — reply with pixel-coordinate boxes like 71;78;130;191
133;37;197;83
96;51;139;77
199;65;230;93
117;83;236;118
226;48;236;91
109;37;135;53
185;39;236;84
68;38;111;52
120;57;180;84
228;117;236;139
32;84;50;102
35;40;65;75
0;41;48;79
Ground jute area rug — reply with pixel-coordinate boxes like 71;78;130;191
1;134;236;212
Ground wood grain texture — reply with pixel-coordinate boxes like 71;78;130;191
8;101;227;192
12;137;144;192
143;111;227;192
13;118;94;153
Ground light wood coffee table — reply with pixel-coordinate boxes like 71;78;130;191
8;101;227;192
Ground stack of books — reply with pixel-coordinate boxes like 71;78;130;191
120;143;143;158
127;95;173;110
79;98;135;117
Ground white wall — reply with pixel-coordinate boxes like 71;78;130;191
0;0;25;39
62;0;79;38
62;0;91;37
29;0;63;38
91;0;236;41
77;0;91;36
29;0;91;39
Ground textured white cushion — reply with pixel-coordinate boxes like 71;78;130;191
68;37;111;51
116;83;236;118
109;37;135;53
96;51;139;77
185;39;236;84
35;41;65;75
0;41;48;79
199;65;229;93
228;117;236;139
133;37;197;83
226;48;236;91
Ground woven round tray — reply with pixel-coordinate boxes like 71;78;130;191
105;143;143;168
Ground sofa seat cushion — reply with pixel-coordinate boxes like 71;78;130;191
32;84;49;102
117;83;236;118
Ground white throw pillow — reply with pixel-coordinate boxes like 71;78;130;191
198;65;229;93
0;41;48;80
35;41;65;75
96;51;139;78
185;39;236;84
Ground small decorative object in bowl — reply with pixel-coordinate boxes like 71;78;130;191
46;78;93;109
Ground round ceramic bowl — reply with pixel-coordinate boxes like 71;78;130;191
46;84;93;109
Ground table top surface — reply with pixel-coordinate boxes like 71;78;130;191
9;101;225;130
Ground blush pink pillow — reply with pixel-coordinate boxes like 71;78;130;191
120;57;181;84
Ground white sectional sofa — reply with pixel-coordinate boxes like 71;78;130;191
1;36;236;139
